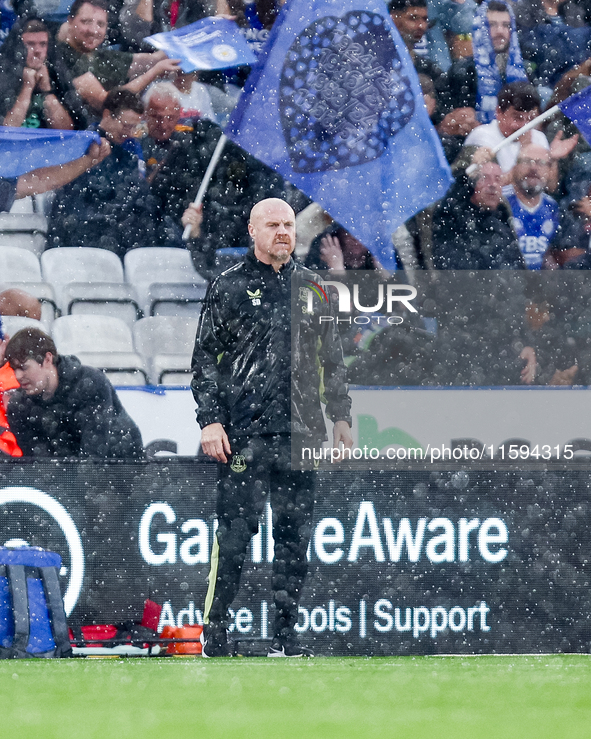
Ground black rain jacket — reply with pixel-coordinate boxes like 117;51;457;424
191;251;352;440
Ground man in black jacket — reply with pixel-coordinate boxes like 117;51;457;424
48;88;155;255
0;18;82;129
185;119;288;279
4;327;143;458
432;159;525;269
192;198;353;658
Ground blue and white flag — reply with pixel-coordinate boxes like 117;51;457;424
225;0;453;269
145;17;257;73
0;127;100;178
559;84;591;146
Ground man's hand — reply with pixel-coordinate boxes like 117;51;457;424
437;107;479;137
573;195;591;221
35;65;52;93
550;130;579;161
86;139;111;168
181;203;203;239
520;346;537;385
319;234;345;270
22;67;37;88
331;420;353;462
201;422;232;463
549;365;578;386
153;57;182;78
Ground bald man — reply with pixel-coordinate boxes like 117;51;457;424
191;198;352;658
141;83;200;246
506;144;559;270
0;288;42;320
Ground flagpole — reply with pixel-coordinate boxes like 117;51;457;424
182;133;227;241
465;105;560;175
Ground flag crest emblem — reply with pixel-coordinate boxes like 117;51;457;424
279;11;414;173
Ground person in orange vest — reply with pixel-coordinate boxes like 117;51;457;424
0;289;43;458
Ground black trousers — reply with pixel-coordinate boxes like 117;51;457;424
203;434;315;638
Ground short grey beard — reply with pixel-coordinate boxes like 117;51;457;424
518;181;544;197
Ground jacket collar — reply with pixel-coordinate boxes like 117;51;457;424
245;249;295;275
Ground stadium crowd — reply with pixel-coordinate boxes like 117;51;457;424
1;0;591;437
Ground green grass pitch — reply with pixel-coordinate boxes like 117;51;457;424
2;655;590;738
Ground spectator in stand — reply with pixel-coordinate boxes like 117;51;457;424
0;319;21;458
550;54;591;106
55;0;180;117
432;153;525;269
433;268;537;385
514;0;586;29
0;289;43;458
426;0;477;71
0;18;82;129
405;73;480;269
432;195;537;385
517;0;590;108
119;0;234;50
524;284;581;385
172;72;218;126
48;88;155;255
181;118;286;279
390;1;481;141
117;0;247;127
389;0;446;88
304;224;382;272
5;327;144;458
505;145;560;269
462;81;578;180
419;73;480;164
141;82;204;245
444;0;528;119
552;177;591;267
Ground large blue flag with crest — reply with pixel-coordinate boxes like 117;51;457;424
0;128;100;178
225;0;453;269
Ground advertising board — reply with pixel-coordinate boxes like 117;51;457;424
1;461;589;655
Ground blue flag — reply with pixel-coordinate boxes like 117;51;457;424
145;17;257;73
225;0;453;269
0;128;100;178
558;85;591;146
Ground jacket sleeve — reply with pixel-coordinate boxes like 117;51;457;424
191;280;231;429
6;395;39;457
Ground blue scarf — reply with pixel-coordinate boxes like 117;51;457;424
473;0;528;123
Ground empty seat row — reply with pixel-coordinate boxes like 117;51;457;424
1;314;199;387
0;209;48;257
0;246;208;324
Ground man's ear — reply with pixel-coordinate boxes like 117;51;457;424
42;352;54;368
